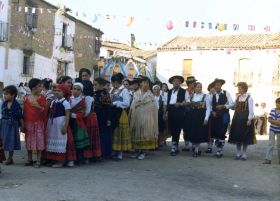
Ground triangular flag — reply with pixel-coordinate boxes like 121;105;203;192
208;23;212;29
185;21;189;27
233;24;239;31
264;25;270;32
201;22;205;29
193;21;197;28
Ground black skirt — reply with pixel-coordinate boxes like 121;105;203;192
189;108;209;143
229;110;256;145
210;112;230;140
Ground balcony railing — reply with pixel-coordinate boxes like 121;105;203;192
0;21;8;42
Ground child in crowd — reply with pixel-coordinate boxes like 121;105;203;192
0;86;24;165
264;98;280;164
93;78;113;159
70;83;89;163
23;78;47;168
45;84;72;168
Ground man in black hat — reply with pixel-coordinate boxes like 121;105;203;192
166;75;186;156
209;78;234;158
182;76;197;152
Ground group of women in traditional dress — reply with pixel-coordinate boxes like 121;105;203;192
0;69;268;171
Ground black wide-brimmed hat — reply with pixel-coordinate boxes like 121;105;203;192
169;75;184;84
210;78;226;86
185;76;197;84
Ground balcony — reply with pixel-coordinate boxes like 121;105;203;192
0;21;8;42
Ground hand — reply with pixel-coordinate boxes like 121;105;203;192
246;120;252;126
212;112;217;118
203;120;208;126
216;105;225;110
61;126;67;134
107;120;111;126
175;103;181;108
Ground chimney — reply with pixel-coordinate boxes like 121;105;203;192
130;33;135;48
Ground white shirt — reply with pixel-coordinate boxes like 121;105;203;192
188;93;212;121
235;93;254;120
111;87;131;109
70;95;83;118
154;95;167;109
214;90;234;109
50;98;71;110
85;96;93;117
169;89;179;105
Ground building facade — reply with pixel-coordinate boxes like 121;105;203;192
157;33;280;108
0;0;102;86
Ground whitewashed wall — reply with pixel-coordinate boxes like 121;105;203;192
157;49;280;108
3;49;54;86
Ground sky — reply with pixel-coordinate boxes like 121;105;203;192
46;0;280;49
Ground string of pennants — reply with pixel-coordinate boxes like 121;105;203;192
13;5;272;33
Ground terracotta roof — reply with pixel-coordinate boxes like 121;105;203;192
158;33;280;51
101;41;157;59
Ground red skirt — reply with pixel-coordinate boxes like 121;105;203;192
46;126;76;161
84;112;101;158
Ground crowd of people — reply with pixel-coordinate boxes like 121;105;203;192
0;69;279;173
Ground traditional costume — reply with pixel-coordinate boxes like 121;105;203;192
82;80;101;159
167;75;186;156
23;95;47;151
209;79;234;158
188;92;211;157
110;73;132;160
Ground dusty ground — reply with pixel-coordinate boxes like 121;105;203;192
0;135;279;201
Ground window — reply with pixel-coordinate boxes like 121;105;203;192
183;59;192;78
272;56;280;85
0;21;8;42
25;9;38;30
234;58;253;87
95;37;101;54
61;23;73;49
22;49;34;75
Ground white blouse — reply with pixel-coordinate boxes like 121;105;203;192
111;87;131;109
187;93;212;121
235;93;254;120
70;95;83;118
85;96;93;117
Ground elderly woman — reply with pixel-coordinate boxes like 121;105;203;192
129;77;158;160
229;82;256;161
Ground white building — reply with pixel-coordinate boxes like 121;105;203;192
157;33;280;108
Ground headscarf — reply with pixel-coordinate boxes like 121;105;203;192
56;84;72;100
73;82;84;91
82;80;94;97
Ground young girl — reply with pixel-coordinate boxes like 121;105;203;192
23;78;47;168
188;82;211;157
93;78;113;159
45;84;72;168
0;85;24;165
110;73;132;160
153;85;168;147
82;80;101;162
229;82;256;160
70;83;89;163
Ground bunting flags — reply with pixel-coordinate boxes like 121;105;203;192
11;5;272;33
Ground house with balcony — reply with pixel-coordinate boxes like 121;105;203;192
157;33;280;108
1;0;103;86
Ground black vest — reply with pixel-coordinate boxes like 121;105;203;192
212;90;228;113
167;87;186;110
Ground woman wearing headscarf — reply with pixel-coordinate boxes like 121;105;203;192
129;76;158;160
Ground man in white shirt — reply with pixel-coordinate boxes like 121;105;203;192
209;78;234;158
166;75;186;156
